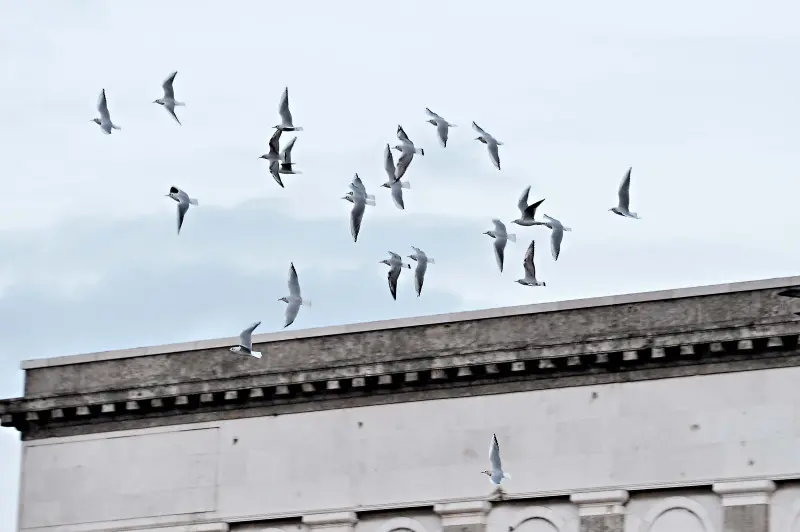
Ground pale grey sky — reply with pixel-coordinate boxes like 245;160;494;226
2;0;800;529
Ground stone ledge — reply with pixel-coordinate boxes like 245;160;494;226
713;480;776;506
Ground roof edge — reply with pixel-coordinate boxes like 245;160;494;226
20;275;800;371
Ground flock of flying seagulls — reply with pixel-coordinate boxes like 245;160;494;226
91;71;642;365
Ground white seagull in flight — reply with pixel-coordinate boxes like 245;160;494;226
91;89;121;134
229;321;263;359
483;219;516;273
381;144;411;210
153;71;185;125
274;87;303;132
609;167;641;219
425;108;456;147
516;240;546;287
342;173;375;242
472;122;502;170
408;246;435;297
279;263;311;328
164;186;198;234
481;434;511;486
393;125;425;179
380;251;411;300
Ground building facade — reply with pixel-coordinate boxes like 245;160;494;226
4;276;800;532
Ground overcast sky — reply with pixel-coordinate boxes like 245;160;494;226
2;0;800;529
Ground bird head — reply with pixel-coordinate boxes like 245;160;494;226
407;255;417;261
475;137;487;143
153;99;163;105
90;118;100;125
381;182;390;188
341;195;354;203
480;470;491;477
392;145;404;152
426;119;437;126
278;297;289;303
483;231;494;237
515;279;525;285
379;259;390;266
510;219;522;226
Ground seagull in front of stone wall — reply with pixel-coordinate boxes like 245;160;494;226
483;219;516;273
279;263;311;328
274;86;303;132
153;71;185;125
91;89;121;134
481;433;511;489
230;321;262;359
425;108;456;148
511;186;546;227
609;166;641;219
408;246;435;297
393;125;424;179
472;122;502;170
164;186;198;234
380;251;411;300
516;240;546;287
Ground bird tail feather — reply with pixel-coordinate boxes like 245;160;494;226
503;472;512;479
294;126;305;131
250;351;263;359
506;233;517;243
563;226;572;231
419;148;425;156
365;198;376;206
189;198;199;206
112;125;122;130
302;300;312;307
427;258;436;264
175;102;186;107
400;181;411;190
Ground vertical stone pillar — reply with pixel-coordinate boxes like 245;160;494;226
302;511;358;532
434;500;492;532
712;479;775;532
569;490;629;532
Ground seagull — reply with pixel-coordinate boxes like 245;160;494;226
483;219;517;273
408;246;435;297
164;186;198;234
393;125;425;179
610;167;640;219
153;71;185;125
229;321;263;359
481;434;511;486
278;263;311;328
381;144;411;210
341;173;375;243
259;129;284;187
425;108;456;147
516;240;546;286
511;186;546;226
537;214;572;261
279;136;302;176
379;251;411;300
472;122;502;170
274;87;303;132
91;89;121;134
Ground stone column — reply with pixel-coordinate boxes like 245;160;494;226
569;490;629;532
434;500;492;532
302;511;358;532
712;479;775;532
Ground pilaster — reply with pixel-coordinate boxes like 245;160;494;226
434;500;492;532
713;479;775;532
570;490;629;532
302;511;358;532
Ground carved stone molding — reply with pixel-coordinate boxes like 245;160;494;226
302;511;358;532
712;479;776;506
435;500;491;532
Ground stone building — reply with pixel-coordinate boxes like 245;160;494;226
3;276;800;532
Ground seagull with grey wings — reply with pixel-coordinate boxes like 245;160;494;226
511;186;546;226
609;167;640;219
381;144;411;210
341;173;375;243
393;125;424;179
278;136;302;177
153;71;185;125
380;251;411;300
229;321;263;359
483;219;517;273
425;108;456;147
91;89;121;134
481;434;511;487
259;129;285;187
164;186;198;234
274;87;303;132
516;240;546;286
279;263;311;328
472;122;502;170
408;246;435;297
536;214;572;261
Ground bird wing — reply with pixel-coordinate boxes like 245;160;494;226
472;121;488;137
383;144;396;180
414;261;427;296
397;125;411;144
437;122;449;147
523;197;545;218
551;226;564;261
268;128;282;157
395;151;413;179
162;71;177;99
425;107;442;121
391;183;405;210
492;219;506;234
165;105;182;125
98;89;110;120
387;266;401;300
517;186;531;214
177;200;189;234
618;167;632;211
280;136;297;165
278;87;293;126
388;251;401;260
350;199;365;242
488;141;501;170
489;434;503;472
284;301;301;328
493;238;506;272
288;262;301;297
351;173;366;194
523;240;537;278
269;159;284;187
239;321;261;350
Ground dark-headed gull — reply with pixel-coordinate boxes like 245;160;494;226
537;214;572;261
341;173;375;243
91;89;121;134
610;167;640;219
274;87;303;132
481;434;511;486
259;129;284;187
279;137;302;177
393;125;424;179
511;186;546;226
230;321;262;358
483;219;517;273
425;108;456;147
153;71;185;125
279;263;311;328
408;246;435;297
381;144;411;210
472;122;502;170
380;251;411;300
164;186;198;234
517;240;546;286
